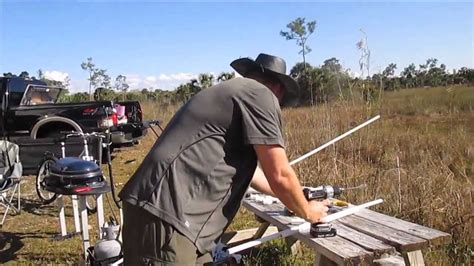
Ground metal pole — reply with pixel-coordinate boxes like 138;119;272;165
289;115;380;166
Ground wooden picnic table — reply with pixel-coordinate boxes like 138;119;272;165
235;197;451;266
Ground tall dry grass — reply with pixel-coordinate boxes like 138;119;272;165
282;87;472;264
4;87;470;264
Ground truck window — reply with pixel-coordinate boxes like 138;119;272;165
20;85;61;105
7;78;26;106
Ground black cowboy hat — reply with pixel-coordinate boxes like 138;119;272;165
230;53;300;106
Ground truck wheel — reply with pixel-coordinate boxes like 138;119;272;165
36;158;58;205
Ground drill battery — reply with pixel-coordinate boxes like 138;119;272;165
310;223;337;238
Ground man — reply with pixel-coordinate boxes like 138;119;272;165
119;53;329;265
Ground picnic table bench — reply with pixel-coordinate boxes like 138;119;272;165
226;197;451;265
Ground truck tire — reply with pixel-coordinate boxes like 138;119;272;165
36;157;58;205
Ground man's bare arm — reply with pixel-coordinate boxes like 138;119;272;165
253;144;328;223
250;166;275;197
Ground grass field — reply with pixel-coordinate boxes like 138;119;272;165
1;86;472;265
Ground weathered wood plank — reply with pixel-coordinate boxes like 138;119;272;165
339;215;428;252
242;200;298;229
355;209;451;246
332;220;396;255
243;200;374;265
302;233;374;265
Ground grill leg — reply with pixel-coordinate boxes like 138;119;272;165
72;195;81;233
96;194;105;238
57;195;67;236
79;196;90;260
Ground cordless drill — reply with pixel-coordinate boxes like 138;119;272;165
303;185;343;201
303;185;343;238
286;184;363;237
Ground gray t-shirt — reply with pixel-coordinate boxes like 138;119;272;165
119;77;285;253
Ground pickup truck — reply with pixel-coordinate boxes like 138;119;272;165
0;77;147;146
0;77;149;174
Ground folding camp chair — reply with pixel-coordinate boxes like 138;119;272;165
0;140;23;226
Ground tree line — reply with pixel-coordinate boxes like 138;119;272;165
3;17;473;106
4;57;472;106
288;57;474;105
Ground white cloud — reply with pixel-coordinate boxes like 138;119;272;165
347;70;360;78
145;76;157;82
44;70;69;83
124;73;198;90
69;79;89;93
67;72;203;93
125;74;143;88
158;74;172;81
158;73;197;82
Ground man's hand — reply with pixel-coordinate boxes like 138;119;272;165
306;199;330;223
254;144;328;222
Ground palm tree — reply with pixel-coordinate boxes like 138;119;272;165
217;72;235;82
198;73;214;89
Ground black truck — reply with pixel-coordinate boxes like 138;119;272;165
0;77;148;173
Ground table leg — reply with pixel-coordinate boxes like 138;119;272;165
403;250;425;266
252;222;270;240
277;226;300;255
285;236;301;255
373;254;405;265
79;196;90;260
57;195;67;236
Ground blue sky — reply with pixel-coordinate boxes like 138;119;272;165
1;1;472;92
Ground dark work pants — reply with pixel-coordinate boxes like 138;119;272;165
122;202;213;265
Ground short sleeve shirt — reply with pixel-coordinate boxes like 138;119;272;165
119;77;285;253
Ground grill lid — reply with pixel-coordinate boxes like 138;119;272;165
51;157;101;176
44;157;110;195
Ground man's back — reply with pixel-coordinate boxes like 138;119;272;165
119;77;284;252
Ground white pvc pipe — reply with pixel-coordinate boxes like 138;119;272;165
227;225;300;255
228;198;383;254
289;115;380;166
110;257;123;266
320;198;383;223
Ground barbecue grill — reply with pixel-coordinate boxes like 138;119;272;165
44;157;110;195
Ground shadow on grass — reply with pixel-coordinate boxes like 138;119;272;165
0;230;62;263
0;231;23;263
20;198;57;217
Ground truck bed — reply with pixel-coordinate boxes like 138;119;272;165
11;136;103;175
